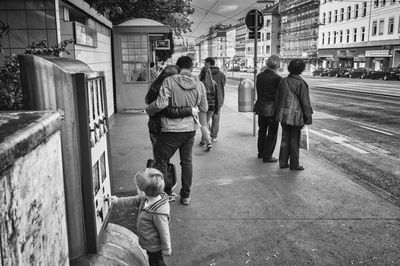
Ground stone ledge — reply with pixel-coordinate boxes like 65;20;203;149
0;111;62;172
89;223;148;266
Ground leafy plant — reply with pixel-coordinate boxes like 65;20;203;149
25;39;74;57
0;55;23;110
0;39;74;110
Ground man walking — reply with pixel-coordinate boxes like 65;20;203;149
204;57;226;142
146;56;208;205
253;55;282;162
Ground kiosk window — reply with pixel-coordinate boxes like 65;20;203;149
121;34;149;83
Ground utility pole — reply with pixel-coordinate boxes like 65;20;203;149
253;13;258;136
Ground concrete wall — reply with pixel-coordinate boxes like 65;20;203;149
0;111;69;266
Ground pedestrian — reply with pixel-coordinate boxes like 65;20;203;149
107;168;171;266
204;57;226;142
146;56;208;205
275;59;313;170
150;62;159;82
254;55;282;163
145;65;197;158
198;66;219;151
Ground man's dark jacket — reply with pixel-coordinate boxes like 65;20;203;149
254;69;282;117
210;66;226;108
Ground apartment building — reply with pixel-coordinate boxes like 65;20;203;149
244;3;281;67
280;0;320;70
318;0;400;70
195;25;228;67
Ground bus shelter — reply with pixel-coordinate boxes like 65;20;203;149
113;18;170;112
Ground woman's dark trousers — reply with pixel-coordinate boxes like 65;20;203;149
279;123;301;169
257;115;279;160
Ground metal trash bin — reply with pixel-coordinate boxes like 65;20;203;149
238;78;254;112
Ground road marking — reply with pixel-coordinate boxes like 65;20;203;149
358;125;393;136
309;129;369;154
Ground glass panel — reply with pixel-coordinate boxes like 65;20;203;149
121;41;127;48
121;35;128;42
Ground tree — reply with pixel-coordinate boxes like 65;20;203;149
85;0;194;38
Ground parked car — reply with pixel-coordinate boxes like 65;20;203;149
349;68;372;79
338;67;352;78
371;67;400;80
312;68;328;76
327;68;342;77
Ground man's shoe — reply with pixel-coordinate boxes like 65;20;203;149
205;143;212;151
257;153;263;159
263;157;278;163
290;165;304;171
180;197;191;205
211;137;217;142
199;141;206;146
280;164;289;169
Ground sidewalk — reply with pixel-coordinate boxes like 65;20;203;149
108;105;400;265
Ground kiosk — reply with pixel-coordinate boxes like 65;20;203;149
113;18;171;112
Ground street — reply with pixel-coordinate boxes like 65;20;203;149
225;74;400;200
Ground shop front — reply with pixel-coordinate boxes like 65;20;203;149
365;50;392;70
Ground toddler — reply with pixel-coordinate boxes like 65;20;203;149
108;168;171;266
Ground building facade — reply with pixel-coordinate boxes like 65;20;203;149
195;26;229;68
318;0;400;70
280;0;319;70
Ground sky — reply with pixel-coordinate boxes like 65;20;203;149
179;0;271;45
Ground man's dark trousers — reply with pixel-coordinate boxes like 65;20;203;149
279;123;301;168
154;131;196;198
257;115;279;160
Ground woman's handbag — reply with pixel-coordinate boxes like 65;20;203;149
300;125;309;150
146;159;177;189
253;101;276;117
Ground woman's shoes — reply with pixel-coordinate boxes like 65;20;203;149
205;143;212;151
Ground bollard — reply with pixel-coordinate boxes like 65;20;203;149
238;78;255;112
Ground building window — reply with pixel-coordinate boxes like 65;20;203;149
121;34;149;83
354;4;359;19
333;31;337;43
328;11;332;23
346;29;350;42
381;0;386;6
339;30;343;42
372;21;377;35
266;32;271;40
328;32;331;44
374;0;379;7
388;18;394;34
322;32;325;44
399;16;400;33
334;10;338;22
379;19;384;35
353;28;357;42
266;45;270;53
340;8;345;21
323;13;326;24
347;6;351;20
361;27;365;41
362;2;367;17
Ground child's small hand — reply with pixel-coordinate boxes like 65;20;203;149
162;249;171;256
105;195;118;204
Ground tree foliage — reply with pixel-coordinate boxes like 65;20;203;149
85;0;194;38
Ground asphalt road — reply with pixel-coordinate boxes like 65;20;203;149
225;74;400;201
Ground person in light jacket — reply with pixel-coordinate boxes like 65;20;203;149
275;59;313;170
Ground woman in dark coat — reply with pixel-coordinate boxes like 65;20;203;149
275;59;313;170
254;55;282;163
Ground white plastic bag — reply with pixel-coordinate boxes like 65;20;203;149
300;125;309;150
